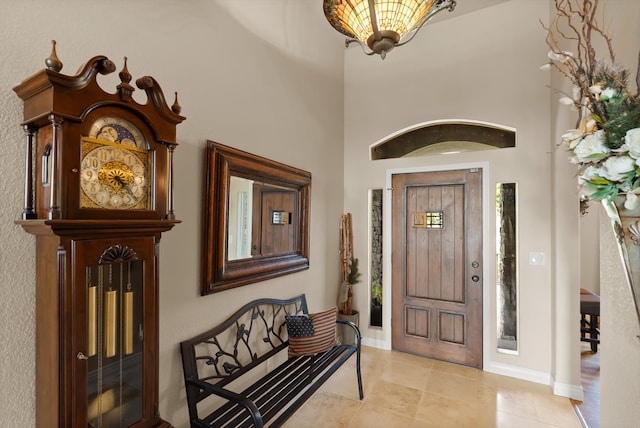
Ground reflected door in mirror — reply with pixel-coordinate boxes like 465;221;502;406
254;185;297;257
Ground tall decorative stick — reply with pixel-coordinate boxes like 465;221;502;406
339;213;354;314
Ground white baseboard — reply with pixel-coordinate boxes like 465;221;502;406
552;377;585;401
485;361;552;386
361;336;391;350
486;362;585;400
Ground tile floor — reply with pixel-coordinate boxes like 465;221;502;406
283;346;582;428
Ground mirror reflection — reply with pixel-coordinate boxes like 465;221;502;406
496;182;518;353
228;176;254;261
227;176;299;262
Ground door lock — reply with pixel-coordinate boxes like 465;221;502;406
471;275;480;282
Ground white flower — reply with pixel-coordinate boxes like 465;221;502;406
571;130;610;163
589;84;603;95
624;192;640;210
600;155;635;182
562;129;584;149
548;50;573;62
600;88;617;100
582;118;597;132
578;166;603;196
578;165;601;184
579;165;607;197
624;128;640;158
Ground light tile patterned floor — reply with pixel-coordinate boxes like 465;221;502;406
282;346;582;428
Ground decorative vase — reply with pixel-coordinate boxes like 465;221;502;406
602;195;640;326
337;310;359;346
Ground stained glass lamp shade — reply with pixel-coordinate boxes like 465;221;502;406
323;0;457;59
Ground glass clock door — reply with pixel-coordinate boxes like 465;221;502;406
86;260;144;427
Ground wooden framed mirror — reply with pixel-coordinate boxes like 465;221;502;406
202;141;311;294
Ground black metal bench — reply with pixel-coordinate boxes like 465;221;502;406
180;294;363;427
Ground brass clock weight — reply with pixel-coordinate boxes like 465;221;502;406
14;41;185;427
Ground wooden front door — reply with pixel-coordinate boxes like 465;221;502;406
391;168;483;368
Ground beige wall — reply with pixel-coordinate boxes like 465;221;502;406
0;1;344;426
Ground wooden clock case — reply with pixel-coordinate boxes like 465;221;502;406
13;42;185;427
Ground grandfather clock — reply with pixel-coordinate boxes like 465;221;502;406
14;41;185;427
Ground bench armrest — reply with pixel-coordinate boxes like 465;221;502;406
187;378;263;428
336;319;362;347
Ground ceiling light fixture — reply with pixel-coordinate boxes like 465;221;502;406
323;0;457;59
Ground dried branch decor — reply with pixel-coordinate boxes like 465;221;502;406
542;0;640;209
338;213;360;315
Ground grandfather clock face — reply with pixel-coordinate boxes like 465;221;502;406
80;116;152;211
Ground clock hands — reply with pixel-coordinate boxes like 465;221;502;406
112;174;127;188
112;174;136;198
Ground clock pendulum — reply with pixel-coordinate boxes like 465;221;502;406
104;265;117;359
88;269;97;357
87;266;106;423
124;263;134;356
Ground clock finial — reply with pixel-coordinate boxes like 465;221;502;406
119;57;132;84
45;40;63;72
172;92;182;114
117;56;135;102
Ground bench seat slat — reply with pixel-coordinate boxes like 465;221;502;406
205;354;313;425
223;347;356;428
245;346;355;424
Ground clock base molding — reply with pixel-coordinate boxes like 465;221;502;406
17;219;181;236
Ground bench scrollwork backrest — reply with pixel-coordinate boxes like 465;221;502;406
186;295;308;387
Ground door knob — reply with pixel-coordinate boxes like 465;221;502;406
76;352;88;360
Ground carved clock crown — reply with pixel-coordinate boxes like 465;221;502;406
14;40;186;221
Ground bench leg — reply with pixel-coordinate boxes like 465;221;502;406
356;347;363;400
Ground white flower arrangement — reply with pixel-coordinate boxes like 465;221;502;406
543;0;640;210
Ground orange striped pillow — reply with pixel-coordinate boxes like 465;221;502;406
288;308;338;358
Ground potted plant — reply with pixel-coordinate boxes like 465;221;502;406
339;257;360;315
338;257;360;344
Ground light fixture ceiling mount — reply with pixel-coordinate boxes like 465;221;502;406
323;0;457;59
